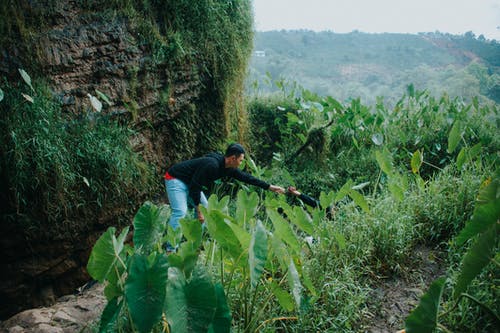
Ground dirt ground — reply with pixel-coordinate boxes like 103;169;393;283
364;246;446;332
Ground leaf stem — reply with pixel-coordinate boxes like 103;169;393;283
254;316;298;332
437;323;452;333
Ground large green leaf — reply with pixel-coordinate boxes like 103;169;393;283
456;147;467;170
375;148;394;176
235;190;259;226
208;283;231;333
388;178;404;202
125;253;169;333
249;220;268;288
411;149;423;174
270;281;294;311
319;191;336;213
335;180;353;203
204;209;243;261
455;175;500;245
267;209;301;254
405;277;446;333
164;267;187;331
166;223;183;249
288;259;303;309
133;201;169;253
99;298;122;333
453;224;498;299
180;217;203;248
270;234;290;271
185;266;218;331
166;265;218;333
172;241;200;278
291;206;314;235
348;189;370;213
226;220;251;250
87;227;128;283
468;142;482;160
104;277;123;301
456;143;481;170
207;194;230;215
105;227;129;298
103;245;127;301
447;120;462;153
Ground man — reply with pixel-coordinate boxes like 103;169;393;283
164;143;285;229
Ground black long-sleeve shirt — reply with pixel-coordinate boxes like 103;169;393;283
167;152;270;205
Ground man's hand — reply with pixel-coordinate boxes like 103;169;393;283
269;185;285;194
287;186;301;196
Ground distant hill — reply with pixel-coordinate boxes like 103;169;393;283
247;30;500;105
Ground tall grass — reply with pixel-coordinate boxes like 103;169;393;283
0;79;155;231
244;85;498;331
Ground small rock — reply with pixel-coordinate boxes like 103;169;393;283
7;325;24;333
37;323;63;333
52;310;76;324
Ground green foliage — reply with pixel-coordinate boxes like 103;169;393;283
249;220;268;288
246;96;299;164
411;149;423;174
245;80;499;330
455;174;500;245
125;253;169;333
452;174;500;299
81;0;254;154
447;119;462;153
0;0;254;160
166;265;219;333
404;171;500;332
88;201;229;332
405;277;446;333
248;80;499;194
201;191;327;331
133;202;169;254
87;226;129;283
0;76;155;229
411;166;481;243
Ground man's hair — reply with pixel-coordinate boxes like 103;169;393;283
225;143;245;157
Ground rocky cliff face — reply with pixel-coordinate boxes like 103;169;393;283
0;0;251;319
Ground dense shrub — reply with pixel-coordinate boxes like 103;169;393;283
0;80;155;230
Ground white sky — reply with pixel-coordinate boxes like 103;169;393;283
253;0;500;40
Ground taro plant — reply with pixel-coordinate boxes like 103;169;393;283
404;171;500;332
87;201;231;333
202;186;363;332
88;184;369;332
203;191;322;332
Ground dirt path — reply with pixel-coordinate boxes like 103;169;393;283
365;246;446;332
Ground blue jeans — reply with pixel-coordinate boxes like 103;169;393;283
165;179;208;230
